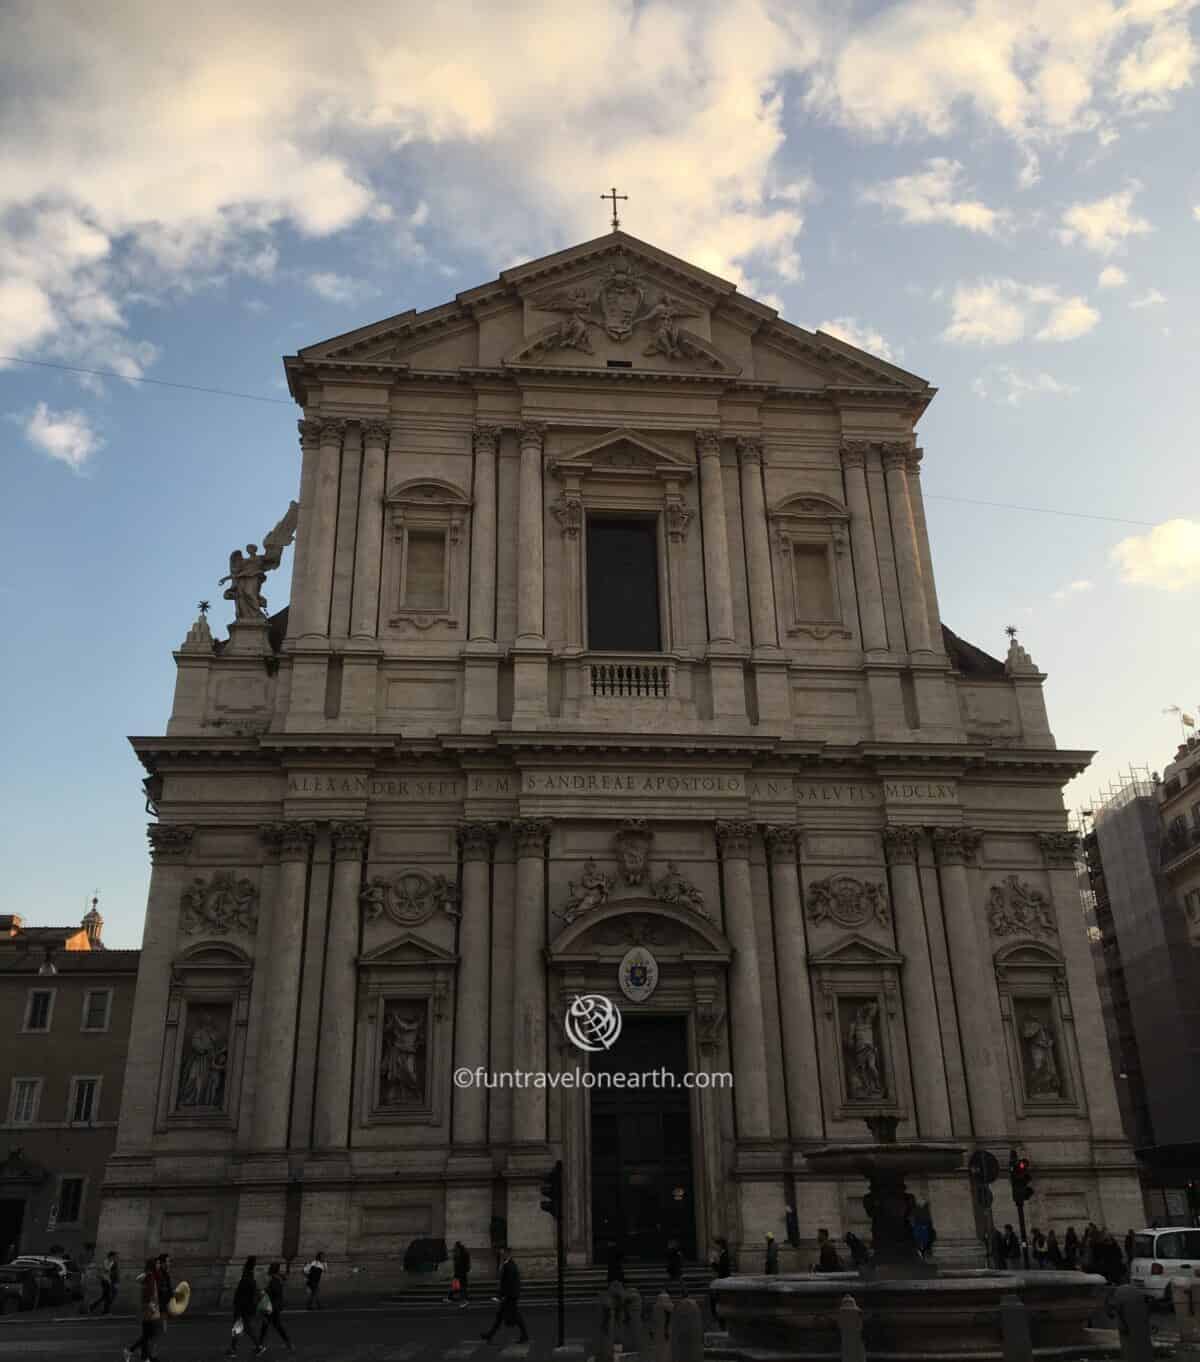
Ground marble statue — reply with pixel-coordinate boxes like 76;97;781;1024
220;501;299;619
847;1002;885;1100
1022;1017;1062;1097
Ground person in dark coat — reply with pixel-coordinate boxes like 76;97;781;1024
815;1229;842;1272
606;1242;625;1286
155;1254;174;1328
708;1239;731;1327
845;1232;869;1269
1031;1228;1047;1268
1063;1226;1079;1269
226;1256;260;1357
764;1233;779;1274
257;1262;293;1352
450;1241;472;1306
481;1248;529;1345
1046;1229;1064;1268
124;1259;161;1361
1001;1225;1020;1268
667;1239;684;1288
1124;1229;1135;1271
1093;1231;1124;1285
90;1250;120;1314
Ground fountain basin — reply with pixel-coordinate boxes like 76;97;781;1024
713;1270;1114;1359
803;1141;966;1180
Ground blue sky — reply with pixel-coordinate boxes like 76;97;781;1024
3;0;1199;948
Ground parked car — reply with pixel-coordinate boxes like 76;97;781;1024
6;1255;82;1305
0;1262;49;1311
1129;1228;1200;1307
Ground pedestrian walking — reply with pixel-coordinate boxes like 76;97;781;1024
123;1259;161;1362
226;1256;261;1357
1001;1224;1020;1268
764;1232;779;1275
1093;1229;1124;1285
89;1249;119;1314
1046;1229;1064;1268
845;1232;869;1269
257;1262;294;1353
1031;1228;1047;1268
449;1240;471;1307
667;1238;684;1290
481;1247;529;1345
303;1251;326;1309
606;1240;625;1286
155;1254;174;1330
814;1229;842;1272
708;1238;731;1327
1063;1226;1079;1269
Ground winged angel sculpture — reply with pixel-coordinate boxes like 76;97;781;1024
526;254;702;359
219;501;300;620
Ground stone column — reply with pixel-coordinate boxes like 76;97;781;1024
350;422;389;639
905;449;944;653
254;821;315;1150
468;426;500;643
1038;832;1126;1140
296;419;345;641
764;826;823;1140
716;821;771;1139
552;493;584;650
930;827;1008;1139
516;424;545;646
697;431;735;644
288;420;322;641
312;821;368;1151
115;826;194;1150
511;818;551;1144
453;823;498;1147
736;438;778;650
840;442;889;652
881;443;931;656
883;827;953;1138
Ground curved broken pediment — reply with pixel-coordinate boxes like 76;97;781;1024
550;899;731;963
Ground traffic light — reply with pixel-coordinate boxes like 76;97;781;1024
540;1160;563;1220
1010;1154;1034;1205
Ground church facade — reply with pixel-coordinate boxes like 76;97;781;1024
100;232;1140;1286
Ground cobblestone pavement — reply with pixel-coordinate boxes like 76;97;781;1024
0;1300;602;1362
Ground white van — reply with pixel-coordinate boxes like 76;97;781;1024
1129;1228;1200;1306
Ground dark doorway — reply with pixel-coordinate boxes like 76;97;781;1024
0;1199;25;1259
586;517;661;652
590;1015;695;1263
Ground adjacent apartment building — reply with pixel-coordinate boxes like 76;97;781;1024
0;905;139;1258
1082;743;1200;1223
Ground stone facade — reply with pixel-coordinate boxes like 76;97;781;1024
100;232;1140;1290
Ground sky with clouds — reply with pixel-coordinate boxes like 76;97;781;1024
3;0;1199;947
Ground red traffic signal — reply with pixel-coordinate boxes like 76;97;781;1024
1010;1156;1034;1205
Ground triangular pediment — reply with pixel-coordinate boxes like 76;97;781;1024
288;231;931;396
809;933;904;968
551;428;695;479
359;932;458;968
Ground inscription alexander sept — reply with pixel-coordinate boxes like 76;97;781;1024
288;774;464;800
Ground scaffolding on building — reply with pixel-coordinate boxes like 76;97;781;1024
1088;765;1157;826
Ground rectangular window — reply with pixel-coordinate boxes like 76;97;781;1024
82;990;112;1032
9;1078;41;1124
24;989;54;1032
402;530;447;609
586;517;661;652
790;543;836;620
69;1077;98;1124
56;1177;84;1225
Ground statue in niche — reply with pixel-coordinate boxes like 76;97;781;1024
379;1001;426;1106
1021;1016;1062;1097
177;1008;230;1109
219;501;299;620
845;1002;885;1101
556;860;614;924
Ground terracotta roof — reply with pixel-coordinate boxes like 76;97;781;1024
0;949;140;975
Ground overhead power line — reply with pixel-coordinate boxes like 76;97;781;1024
0;353;1165;529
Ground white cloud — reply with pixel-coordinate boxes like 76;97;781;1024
1112;518;1200;591
1098;265;1127;288
1057;185;1152;254
973;366;1080;404
804;0;1199;143
1130;287;1167;308
1052;578;1095;602
860;157;1005;234
817;317;900;362
305;272;377;304
19;402;103;471
943;279;1099;345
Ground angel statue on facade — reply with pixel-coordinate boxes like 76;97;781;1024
219;501;300;620
846;1002;885;1100
642;293;701;360
555;860;614;925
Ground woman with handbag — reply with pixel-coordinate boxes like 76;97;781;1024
226;1257;262;1357
257;1263;294;1352
123;1260;161;1362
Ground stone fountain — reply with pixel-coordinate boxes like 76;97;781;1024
712;1118;1114;1359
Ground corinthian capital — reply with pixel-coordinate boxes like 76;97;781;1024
906;446;924;475
457;822;499;863
1037;831;1080;869
839;439;872;470
331;821;370;858
882;825;921;865
735;436;764;465
764;825;799;864
473;425;501;456
695;429;721;459
264;820;317;862
715;820;755;860
297;418;320;448
318;418;347;445
930;826;982;866
511;817;552;857
518;423;545;454
147;824;194;862
362;421;390;447
880;441;912;473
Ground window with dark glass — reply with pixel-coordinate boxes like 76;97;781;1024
57;1177;84;1224
586;517;661;652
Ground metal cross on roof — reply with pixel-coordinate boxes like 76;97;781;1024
1005;625;1018;639
601;186;628;232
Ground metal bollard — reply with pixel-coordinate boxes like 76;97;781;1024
653;1292;673;1362
999;1294;1033;1362
623;1287;644;1359
1110;1283;1153;1362
838;1295;866;1362
669;1296;703;1362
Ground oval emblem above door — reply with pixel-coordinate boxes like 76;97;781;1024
618;945;659;1003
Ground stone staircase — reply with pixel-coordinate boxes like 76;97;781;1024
386;1264;714;1309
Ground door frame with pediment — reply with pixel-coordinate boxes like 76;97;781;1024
547;900;732;1264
